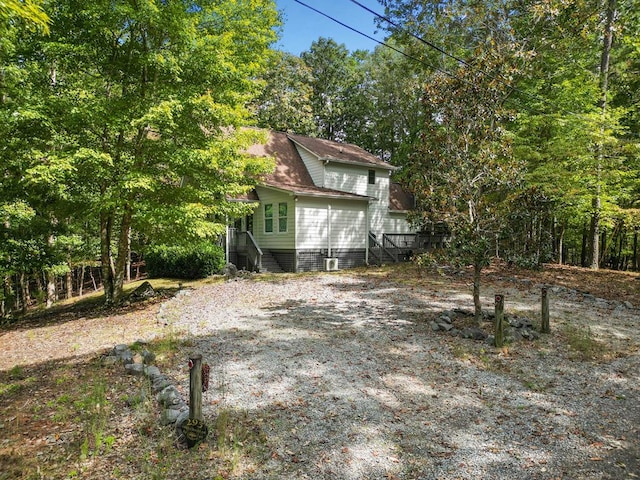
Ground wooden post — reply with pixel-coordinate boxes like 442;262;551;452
178;353;209;447
189;354;203;421
494;294;504;348
541;287;550;334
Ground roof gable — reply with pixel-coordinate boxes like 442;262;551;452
287;134;396;171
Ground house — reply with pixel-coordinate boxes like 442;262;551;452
228;130;417;272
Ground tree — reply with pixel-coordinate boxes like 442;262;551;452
251;51;315;135
0;0;49;32
404;60;521;323
301;37;361;141
5;0;279;304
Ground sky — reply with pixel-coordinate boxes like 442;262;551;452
274;0;387;55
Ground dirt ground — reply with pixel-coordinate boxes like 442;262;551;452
0;263;638;479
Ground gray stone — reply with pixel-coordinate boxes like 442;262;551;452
144;365;161;379
509;317;533;329
120;351;134;365
448;328;460;337
130;281;156;300
485;335;495;346
438;315;452;324
157;385;183;407
430;321;441;332
623;301;633;309
461;328;487;341
151;375;172;394
125;363;145;376
160;408;184;426
113;344;129;355
438;322;454;332
142;349;156;365
223;263;239;279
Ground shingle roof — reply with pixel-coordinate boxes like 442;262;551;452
389;182;415;211
245;131;370;201
287;134;397;171
242;130;412;207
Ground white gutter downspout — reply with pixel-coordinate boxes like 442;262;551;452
365;201;369;265
327;204;332;257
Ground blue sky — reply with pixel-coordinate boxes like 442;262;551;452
274;0;387;55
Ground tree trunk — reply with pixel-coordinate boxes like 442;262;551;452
100;212;116;304
557;221;566;265
590;196;601;270
78;264;85;297
19;272;29;314
65;262;73;300
46;234;56;308
581;220;588;267
599;227;607;269
473;262;482;325
46;269;56;308
592;0;616;271
633;229;638;271
112;206;133;303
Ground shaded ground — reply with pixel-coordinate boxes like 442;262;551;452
0;263;638;479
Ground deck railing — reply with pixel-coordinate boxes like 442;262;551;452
244;231;263;272
368;233;399;264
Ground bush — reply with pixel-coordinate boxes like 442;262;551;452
145;243;225;279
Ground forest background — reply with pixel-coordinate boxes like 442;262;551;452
1;0;639;315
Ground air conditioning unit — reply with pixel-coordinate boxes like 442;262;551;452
323;258;339;271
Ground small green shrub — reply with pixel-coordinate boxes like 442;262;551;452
146;242;225;279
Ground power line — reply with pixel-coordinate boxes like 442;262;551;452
348;0;473;70
347;0;561;112
291;0;455;79
292;0;571;115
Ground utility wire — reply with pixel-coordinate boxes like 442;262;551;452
293;0;571;115
348;0;474;69
348;0;564;113
292;0;456;79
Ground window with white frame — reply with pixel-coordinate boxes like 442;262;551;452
264;202;288;233
278;202;288;233
264;204;273;233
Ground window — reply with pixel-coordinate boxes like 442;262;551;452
368;169;376;185
264;204;273;233
278;202;288;233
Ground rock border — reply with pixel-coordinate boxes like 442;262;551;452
102;343;190;432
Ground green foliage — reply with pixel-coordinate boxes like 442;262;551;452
1;0;279;304
146;243;225;279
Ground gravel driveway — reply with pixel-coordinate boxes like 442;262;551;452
163;273;640;480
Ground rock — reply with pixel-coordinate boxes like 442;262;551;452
161;408;186;426
142;349;156;364
438;322;454;332
151;375;173;394
144;365;161;379
461;328;487;341
223;263;238;279
157;385;183;408
623;301;633;309
112;344;129;355
125;363;145;376
485;335;495;346
438;315;452;324
130;281;156;300
448;328;460;337
430;321;441;332
509;317;533;329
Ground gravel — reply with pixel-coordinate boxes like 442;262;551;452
163;273;640;480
